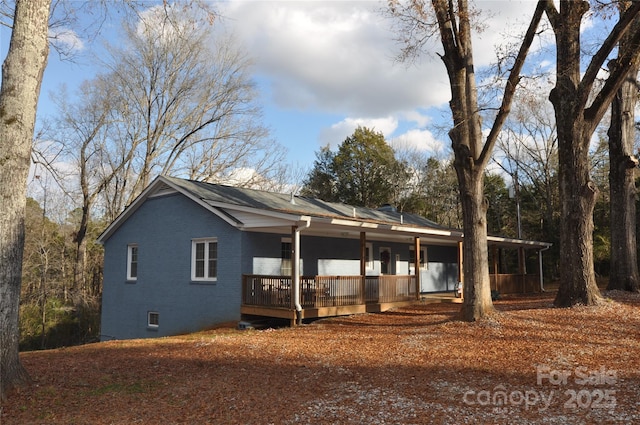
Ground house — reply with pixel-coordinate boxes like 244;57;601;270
98;176;551;340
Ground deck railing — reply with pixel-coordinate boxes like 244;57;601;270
242;275;418;309
490;273;541;294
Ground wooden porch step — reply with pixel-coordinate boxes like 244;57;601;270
419;292;463;304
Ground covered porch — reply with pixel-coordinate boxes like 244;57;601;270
237;201;551;326
241;274;460;326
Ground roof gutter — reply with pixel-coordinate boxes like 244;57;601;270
538;244;551;292
293;217;311;324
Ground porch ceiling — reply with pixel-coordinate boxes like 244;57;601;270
238;216;463;246
239;216;551;250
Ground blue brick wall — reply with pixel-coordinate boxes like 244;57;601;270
101;193;242;340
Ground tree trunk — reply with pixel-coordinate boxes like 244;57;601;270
74;204;89;296
548;0;602;307
544;0;640;306
553;120;602;306
0;0;51;400
455;160;494;319
607;54;640;292
432;0;496;320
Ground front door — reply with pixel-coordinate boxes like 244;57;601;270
380;247;391;275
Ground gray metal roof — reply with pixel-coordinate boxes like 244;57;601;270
164;176;449;230
98;176;551;249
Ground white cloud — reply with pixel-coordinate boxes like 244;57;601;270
221;1;454;116
49;27;84;53
390;128;446;155
221;1;543;116
318;116;398;148
208;1;554;169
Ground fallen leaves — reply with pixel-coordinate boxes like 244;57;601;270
2;290;640;424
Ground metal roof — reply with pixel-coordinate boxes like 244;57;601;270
98;175;552;250
164;176;447;230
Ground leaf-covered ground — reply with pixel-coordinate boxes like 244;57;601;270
2;289;639;424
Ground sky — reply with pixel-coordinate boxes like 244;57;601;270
1;0;543;176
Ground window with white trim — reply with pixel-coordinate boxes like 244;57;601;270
127;244;138;281
281;238;292;276
191;238;217;282
148;311;159;328
365;242;373;270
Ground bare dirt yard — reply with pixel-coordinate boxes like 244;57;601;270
2;289;640;424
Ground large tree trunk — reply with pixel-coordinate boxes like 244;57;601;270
548;1;602;307
429;0;543;320
608;85;639;292
607;9;640;293
544;0;640;307
0;0;51;400
455;160;494;319
553;120;602;306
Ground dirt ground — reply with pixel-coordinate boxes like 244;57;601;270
2;290;639;424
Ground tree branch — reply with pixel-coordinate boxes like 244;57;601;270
578;1;640;109
478;0;545;168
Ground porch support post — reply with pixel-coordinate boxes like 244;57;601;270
492;245;498;292
414;237;421;300
518;246;526;291
457;241;463;298
538;248;547;292
360;232;366;304
292;225;302;325
518;247;526;274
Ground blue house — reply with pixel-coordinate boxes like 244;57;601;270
98;176;551;340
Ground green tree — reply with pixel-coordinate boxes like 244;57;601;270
401;156;462;228
303;127;409;208
484;174;512;237
301;146;337;201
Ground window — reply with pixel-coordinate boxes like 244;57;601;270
127;244;138;281
192;238;217;281
148;311;159;328
365;242;373;269
409;247;427;271
281;238;292;275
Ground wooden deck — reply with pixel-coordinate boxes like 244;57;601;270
240;275;462;325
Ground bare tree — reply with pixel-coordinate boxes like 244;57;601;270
494;82;560;247
95;4;284;214
607;1;640;292
46;79;125;300
0;0;51;401
387;0;545;320
1;1;219;400
542;0;640;306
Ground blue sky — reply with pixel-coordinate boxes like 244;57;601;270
1;0;542;175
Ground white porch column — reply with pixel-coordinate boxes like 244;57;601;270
414;237;421;300
292;225;303;324
360;232;366;304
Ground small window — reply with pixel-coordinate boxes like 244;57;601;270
127;244;138;281
192;238;217;282
148;311;159;328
